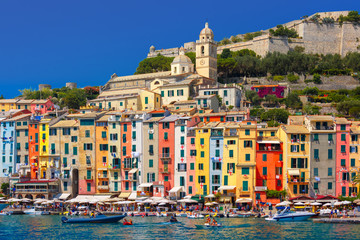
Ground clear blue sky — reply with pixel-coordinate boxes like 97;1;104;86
0;0;359;98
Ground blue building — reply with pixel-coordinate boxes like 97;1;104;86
209;127;223;194
0;119;16;178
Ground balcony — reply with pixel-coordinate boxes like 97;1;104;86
255;186;268;191
258;144;281;151
97;185;109;190
160;153;172;161
84;176;93;181
211;130;223;137
137;190;153;197
224;131;238;137
311;124;335;131
159;168;169;173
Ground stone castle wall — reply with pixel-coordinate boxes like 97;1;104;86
148;15;360;58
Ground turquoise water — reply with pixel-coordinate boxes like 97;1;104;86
1;215;360;239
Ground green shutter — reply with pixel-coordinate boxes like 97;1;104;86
328;149;333;159
351;158;356;167
229;150;233;157
73;147;77;155
224;176;228;186
200;138;204;145
65;143;69;154
243;181;248;191
328;168;332;176
180;136;185;145
262;154;267;161
314;149;319;159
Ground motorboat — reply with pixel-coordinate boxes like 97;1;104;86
265;207;315;221
156;212;168;217
24;207;42;215
61;214;125;223
175;212;187;217
195;223;222;228
187;213;205;219
319;209;331;217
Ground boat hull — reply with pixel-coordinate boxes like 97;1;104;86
61;215;125;223
266;215;313;222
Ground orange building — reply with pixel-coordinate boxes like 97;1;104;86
29;118;41;179
95;115;110;193
255;136;283;205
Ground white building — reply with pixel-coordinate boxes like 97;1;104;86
198;84;242;109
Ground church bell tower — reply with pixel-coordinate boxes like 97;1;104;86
196;22;217;80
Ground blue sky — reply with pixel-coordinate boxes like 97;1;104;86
0;0;359;98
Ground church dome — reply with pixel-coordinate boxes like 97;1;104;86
172;47;192;64
199;22;214;40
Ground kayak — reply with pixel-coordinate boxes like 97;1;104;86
61;214;125;223
123;222;133;225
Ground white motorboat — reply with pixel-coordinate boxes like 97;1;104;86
187;213;204;219
24;207;42;215
265;207;315;221
156;212;168;217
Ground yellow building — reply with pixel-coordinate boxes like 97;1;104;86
88;89;161;111
16;100;34;110
278;125;310;198
151;79;192;106
39;119;51;179
236;121;257;202
95;115;110;193
257;127;279;138
195;122;213;195
0;99;18;112
219;122;240;202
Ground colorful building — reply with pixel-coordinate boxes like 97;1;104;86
30;99;54;115
95;115;110;193
28;117;41;179
251;84;287;98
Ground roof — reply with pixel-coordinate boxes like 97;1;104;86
143;117;164;123
288;116;305;125
159;115;180;122
335;117;351;125
195;94;216;99
67;112;106;119
252;85;279;88
174;100;196;105
15;179;58;184
0;99;18;104
109;71;171;83
281;125;309;134
51;120;79;128
31;99;50;104
96;115;111;122
3;113;31;122
307;115;334;121
350;127;360;134
16;99;34;104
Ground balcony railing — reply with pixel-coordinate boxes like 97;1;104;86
84;176;93;181
312;124;335;131
160;168;169;173
160;153;172;159
97;185;109;190
224;131;238;137
211;131;223;137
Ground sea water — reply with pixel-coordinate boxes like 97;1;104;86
0;215;359;239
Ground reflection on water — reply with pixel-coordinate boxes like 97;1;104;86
0;215;360;240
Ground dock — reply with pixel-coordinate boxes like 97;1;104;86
313;217;360;224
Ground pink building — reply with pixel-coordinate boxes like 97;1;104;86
186;116;201;196
251;85;287;98
30;99;54;114
335;118;351;197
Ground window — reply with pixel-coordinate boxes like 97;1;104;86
342;187;346;196
149;159;153;168
314;168;318;177
191;138;195;144
341;125;346;131
180;150;185;157
244;141;252;148
63;128;71;136
328;134;333;141
101;131;107;139
313;134;319;141
132;131;136;140
85;130;90;138
64;143;69;154
242;167;249;175
149;145;154;155
71;136;78;142
245;154;250;161
341;159;346;166
215;149;220;157
314;149;319;159
122;134;126;143
245;129;250;135
181;126;185;132
122;146;126;156
177;89;184;96
99;144;108;151
164;176;169;182
200;151;205;158
351;158;355;167
328;168;332;176
198;164;204;170
168;90;174;97
83;143;93;150
223;90;228;97
328;182;332;190
180;176;185;186
145;97;148;104
200;138;204;145
341;133;346;141
188;186;192;194
123;124;127;132
328;149;333;159
87;183;91;192
87;170;91;179
161;91;164;97
229;150;234;158
163;122;170;129
149;133;153;140
178;163;186;172
293;185;298;194
227;140;236;145
190;163;194;170
242;181;248;191
164;132;168;140
212;162;221;170
352;135;358;142
262;154;267;161
180;136;185;145
314;183;318;190
263;167;267;176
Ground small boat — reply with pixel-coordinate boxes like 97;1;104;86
175;212;187;217
265;207;315;222
61;214;125;223
187;213;204;219
123;221;133;225
24;207;42;215
156;212;167;217
195;223;222;229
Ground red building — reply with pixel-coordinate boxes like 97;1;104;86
120;121;133;193
255;136;283;204
30;99;54;114
158;115;178;195
28;117;41;179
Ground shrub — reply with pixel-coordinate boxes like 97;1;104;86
304;79;313;83
273;75;285;81
313;73;322;84
287;74;299;83
266;190;287;199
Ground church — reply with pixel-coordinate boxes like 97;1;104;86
89;23;218;110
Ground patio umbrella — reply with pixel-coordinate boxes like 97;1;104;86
143;199;154;204
323;203;332;207
211;202;218;205
294;202;304;206
205;194;215;199
353;199;360;204
184;195;192;199
334;202;342;206
341;201;352;205
205;202;213;206
310;202;322;206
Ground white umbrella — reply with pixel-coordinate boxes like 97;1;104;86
205;194;215;198
211;202;218;205
341;201;352;205
159;202;167;206
236;198;253;203
184;195;192;199
310;202;322;206
276;201;291;207
334;202;342;206
294;202;305;206
323;203;332;207
143;199;154;204
205;202;213;206
7;198;20;202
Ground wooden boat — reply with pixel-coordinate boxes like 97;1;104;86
61;214;125;223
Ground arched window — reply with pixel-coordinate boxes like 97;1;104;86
201;46;204;55
154;81;160;85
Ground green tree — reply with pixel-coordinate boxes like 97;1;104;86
185;52;196;65
269;25;299;38
135;54;174;74
0;94;4;99
304;104;321;115
302;87;319;96
217;58;237;78
260;109;290;124
285;92;303;109
220;49;232;59
63;88;87;109
1;183;9;194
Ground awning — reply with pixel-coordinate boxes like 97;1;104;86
138;183;153;188
128;192;137;200
71;195;111;202
218;186;236;191
129;168;138;174
58;193;71;200
288;169;300;176
236;198;252;203
257;140;281;144
119;192;131;198
169;186;183;193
